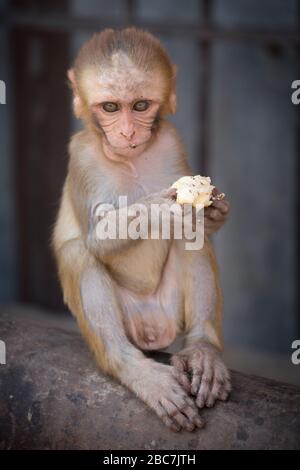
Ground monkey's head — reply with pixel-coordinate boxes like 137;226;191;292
68;28;177;158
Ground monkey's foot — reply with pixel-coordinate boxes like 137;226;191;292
143;363;205;432
171;343;231;409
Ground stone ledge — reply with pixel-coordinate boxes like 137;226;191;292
0;309;299;450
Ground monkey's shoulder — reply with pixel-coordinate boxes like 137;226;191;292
69;130;97;160
68;130;108;179
156;120;185;153
152;120;190;176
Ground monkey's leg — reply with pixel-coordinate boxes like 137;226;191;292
171;241;231;409
58;239;204;432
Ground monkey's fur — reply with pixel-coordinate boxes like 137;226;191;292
53;28;231;432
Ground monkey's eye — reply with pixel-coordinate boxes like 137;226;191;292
102;102;119;112
133;100;150;112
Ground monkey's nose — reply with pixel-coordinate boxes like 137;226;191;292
120;130;135;141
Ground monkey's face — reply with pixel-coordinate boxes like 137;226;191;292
79;57;173;158
91;98;161;157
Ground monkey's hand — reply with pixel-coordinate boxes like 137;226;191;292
171;342;231;409
142;187;178;206
159;187;229;236
142;187;184;235
135;362;204;432
204;188;230;235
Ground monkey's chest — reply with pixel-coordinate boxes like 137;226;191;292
118;244;183;351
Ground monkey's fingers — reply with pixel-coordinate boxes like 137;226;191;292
147;364;203;432
205;207;225;222
171;355;191;393
218;380;231;402
210;187;229;212
195;357;214;409
159;394;204;432
211;199;230;215
190;353;204;396
212;187;219;197
172;368;191;394
182;396;205;429
160;187;177;200
167;187;178;200
156;403;181;432
205;363;231;408
171;354;187;371
216;365;231;402
211;187;225;200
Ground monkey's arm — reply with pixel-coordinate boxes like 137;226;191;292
85;189;179;261
87;194;176;260
67;149;176;260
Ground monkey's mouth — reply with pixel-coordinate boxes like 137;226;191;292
105;136;151;151
127;139;151;150
112;140;148;150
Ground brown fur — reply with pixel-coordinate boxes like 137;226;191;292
53;28;230;432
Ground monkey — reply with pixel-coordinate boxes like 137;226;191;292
53;28;231;432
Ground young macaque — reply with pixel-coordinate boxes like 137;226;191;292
53;28;231;432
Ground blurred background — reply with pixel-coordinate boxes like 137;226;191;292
0;0;299;384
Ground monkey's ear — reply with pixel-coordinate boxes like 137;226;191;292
169;91;177;114
168;64;177;114
169;64;177;114
67;68;83;119
67;68;77;89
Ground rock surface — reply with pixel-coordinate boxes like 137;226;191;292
0;310;299;450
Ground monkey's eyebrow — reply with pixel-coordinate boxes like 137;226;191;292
132;98;154;102
132;99;152;104
91;101;118;107
91;97;119;104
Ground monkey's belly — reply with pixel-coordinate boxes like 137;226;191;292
118;243;183;351
108;239;170;295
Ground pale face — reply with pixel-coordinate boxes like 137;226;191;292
80;52;169;158
91;98;161;157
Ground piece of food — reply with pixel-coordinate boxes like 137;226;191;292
171;175;225;209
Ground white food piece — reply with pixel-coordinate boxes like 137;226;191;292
171;175;215;209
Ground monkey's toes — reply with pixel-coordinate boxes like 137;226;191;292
205;378;231;408
157;389;204;432
196;365;231;409
171;355;191;394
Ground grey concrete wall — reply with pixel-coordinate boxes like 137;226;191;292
209;2;298;353
213;0;298;30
